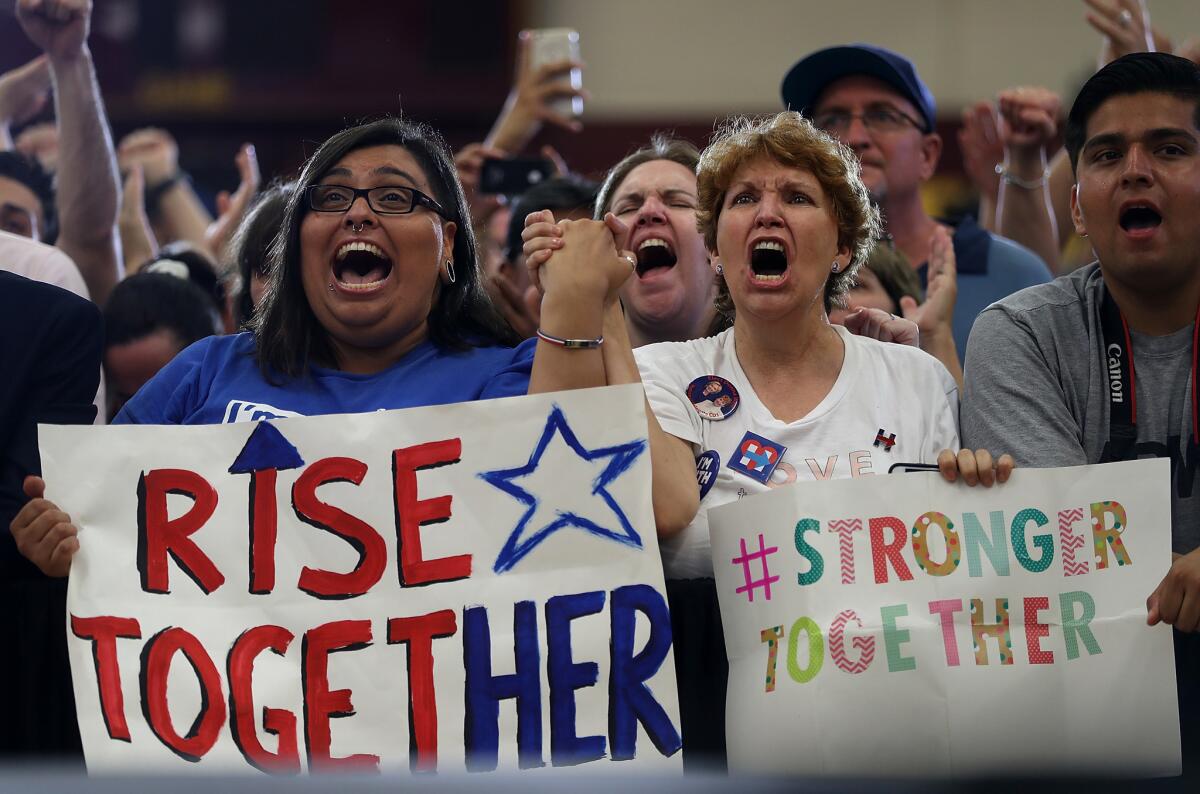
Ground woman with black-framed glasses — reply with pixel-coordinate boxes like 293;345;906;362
14;116;589;578
109;116;533;426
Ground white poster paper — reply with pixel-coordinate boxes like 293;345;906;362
709;459;1179;777
41;385;682;775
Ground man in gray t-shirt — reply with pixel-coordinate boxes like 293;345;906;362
964;263;1198;555
962;52;1200;775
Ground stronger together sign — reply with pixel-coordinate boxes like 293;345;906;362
710;458;1180;778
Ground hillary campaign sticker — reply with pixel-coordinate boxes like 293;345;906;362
728;431;786;485
686;376;740;421
873;427;897;451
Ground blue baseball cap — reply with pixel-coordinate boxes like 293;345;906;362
781;44;937;132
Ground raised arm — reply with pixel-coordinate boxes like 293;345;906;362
18;0;122;305
13;121;59;172
994;86;1062;273
525;213;625;395
204;143;260;269
117;128;213;257
1084;0;1156;68
0;55;51;152
484;30;585;155
899;224;963;387
117;164;158;274
523;211;700;536
957;101;1003;233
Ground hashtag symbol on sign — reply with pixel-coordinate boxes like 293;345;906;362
732;533;780;603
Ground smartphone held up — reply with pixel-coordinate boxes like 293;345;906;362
526;28;583;118
479;156;555;196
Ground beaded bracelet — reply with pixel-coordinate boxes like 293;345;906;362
536;329;603;349
994;163;1048;190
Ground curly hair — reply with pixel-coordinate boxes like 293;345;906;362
696;112;881;318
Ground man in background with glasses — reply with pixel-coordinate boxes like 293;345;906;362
782;44;1051;361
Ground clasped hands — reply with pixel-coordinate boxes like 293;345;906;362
521;210;636;305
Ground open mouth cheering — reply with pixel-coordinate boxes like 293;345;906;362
635;237;678;277
1118;203;1163;234
333;241;394;291
750;240;788;281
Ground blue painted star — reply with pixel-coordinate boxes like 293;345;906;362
480;405;647;574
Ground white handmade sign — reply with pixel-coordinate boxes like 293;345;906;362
709;459;1180;777
41;385;682;775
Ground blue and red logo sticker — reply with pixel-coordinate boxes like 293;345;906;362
686;375;739;421
728;431;786;484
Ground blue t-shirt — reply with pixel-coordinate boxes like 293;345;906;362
115;332;536;425
917;215;1052;362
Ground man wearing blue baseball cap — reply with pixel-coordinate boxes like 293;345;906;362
782;44;1051;361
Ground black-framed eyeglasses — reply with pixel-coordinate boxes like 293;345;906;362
814;107;925;135
306;184;452;219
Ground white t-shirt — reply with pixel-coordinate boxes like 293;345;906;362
634;324;960;579
0;230;89;299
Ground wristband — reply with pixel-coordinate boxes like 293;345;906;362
994;163;1048;190
536;328;603;349
144;171;189;208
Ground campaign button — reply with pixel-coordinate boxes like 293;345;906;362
686;375;740;421
728;431;786;485
695;450;721;500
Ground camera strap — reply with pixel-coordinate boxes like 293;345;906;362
1100;283;1200;461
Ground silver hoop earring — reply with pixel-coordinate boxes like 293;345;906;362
831;260;841;274
715;263;724;276
445;259;456;284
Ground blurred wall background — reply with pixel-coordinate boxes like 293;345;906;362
532;0;1198;118
1;0;1197;211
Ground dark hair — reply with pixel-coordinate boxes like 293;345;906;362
253;117;518;379
863;239;921;310
103;272;221;350
593;134;701;219
0;151;57;244
1065;52;1200;174
142;241;227;319
232;179;292;327
504;175;598;261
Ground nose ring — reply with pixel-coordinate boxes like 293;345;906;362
352;222;364;234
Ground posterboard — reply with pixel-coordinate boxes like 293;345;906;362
709;459;1180;778
40;384;682;775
